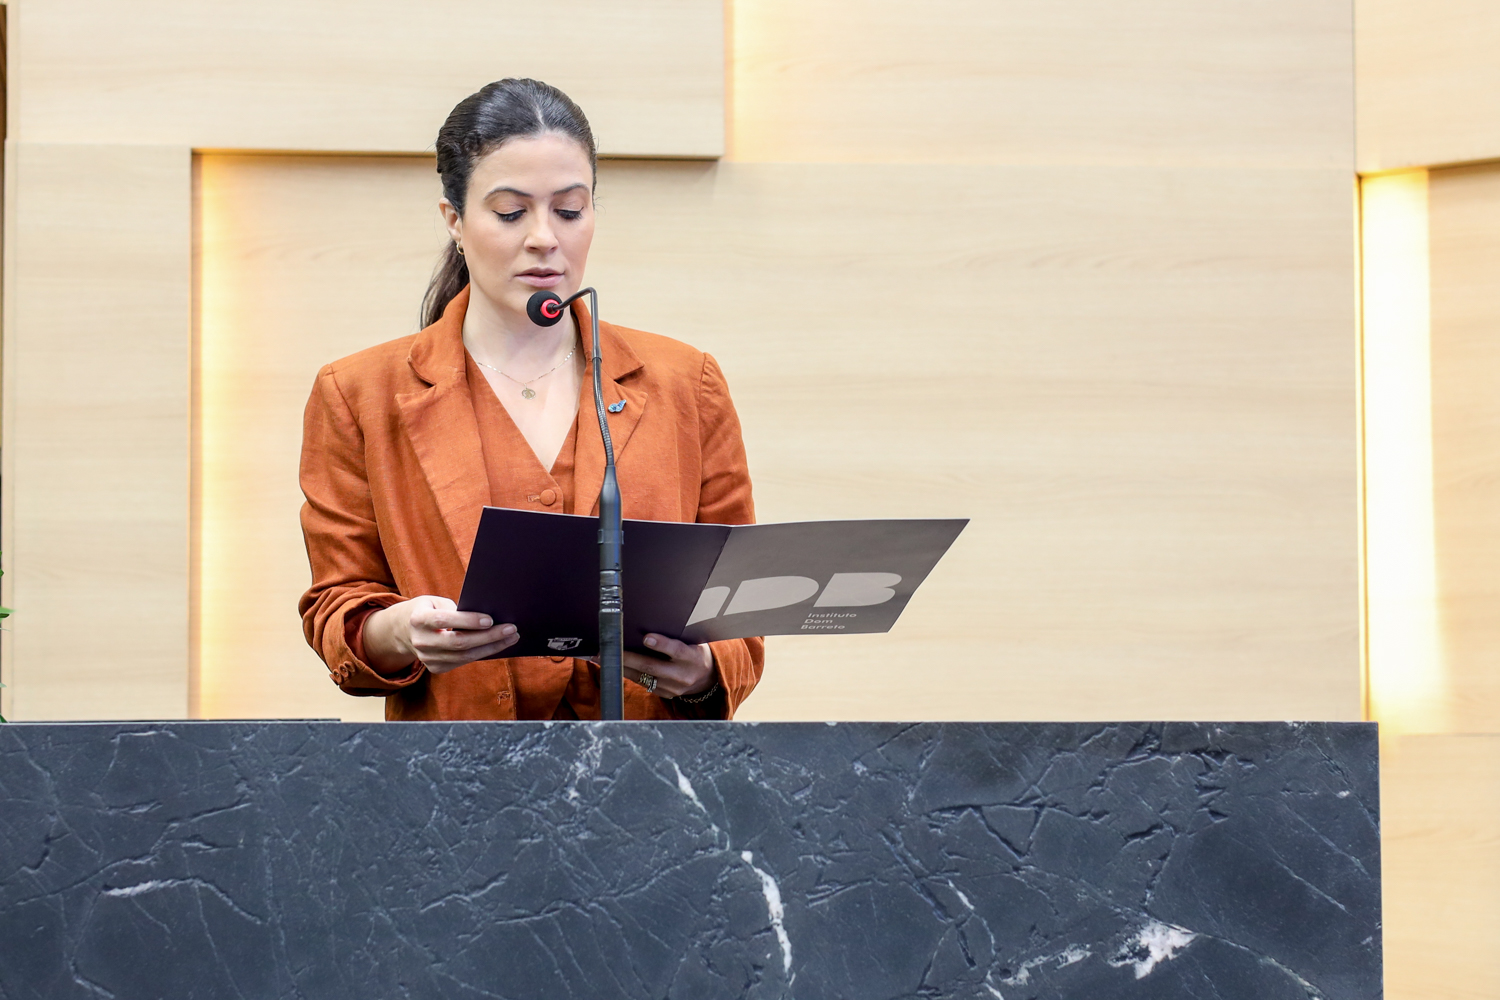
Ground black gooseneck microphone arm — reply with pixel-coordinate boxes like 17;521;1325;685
527;288;623;721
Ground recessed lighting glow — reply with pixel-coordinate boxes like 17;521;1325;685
1360;170;1447;734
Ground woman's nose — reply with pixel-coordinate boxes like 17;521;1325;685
525;214;558;251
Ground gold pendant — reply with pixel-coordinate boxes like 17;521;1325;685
521;387;536;399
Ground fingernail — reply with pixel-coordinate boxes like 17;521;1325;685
502;625;516;635
479;617;493;628
644;636;657;647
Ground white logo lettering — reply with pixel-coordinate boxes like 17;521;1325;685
723;576;821;616
814;572;902;608
686;586;732;625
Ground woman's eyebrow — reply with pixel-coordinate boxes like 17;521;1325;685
482;183;587;199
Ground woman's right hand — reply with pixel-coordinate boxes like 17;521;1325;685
363;595;519;675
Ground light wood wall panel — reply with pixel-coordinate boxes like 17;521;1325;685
196;155;1360;723
597;162;1359;721
732;0;1353;167
1;144;191;721
1429;163;1500;732
1382;734;1500;1000
1356;0;1500;172
196;155;447;722
8;0;723;156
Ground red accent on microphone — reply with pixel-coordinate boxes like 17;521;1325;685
541;299;562;319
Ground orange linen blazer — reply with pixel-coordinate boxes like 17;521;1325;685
298;287;763;720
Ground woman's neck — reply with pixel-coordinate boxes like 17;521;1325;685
461;286;578;372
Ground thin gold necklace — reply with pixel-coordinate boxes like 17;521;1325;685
472;341;577;399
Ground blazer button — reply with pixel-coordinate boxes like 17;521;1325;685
549;656;567;663
540;488;557;506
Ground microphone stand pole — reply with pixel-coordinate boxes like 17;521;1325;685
580;289;623;720
529;287;622;721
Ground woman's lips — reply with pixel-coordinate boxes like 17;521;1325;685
517;270;564;288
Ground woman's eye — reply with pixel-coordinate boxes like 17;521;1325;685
556;209;582;221
497;210;524;223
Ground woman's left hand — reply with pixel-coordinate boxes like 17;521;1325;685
621;634;717;699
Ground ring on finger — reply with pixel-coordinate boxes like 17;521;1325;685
637;672;658;694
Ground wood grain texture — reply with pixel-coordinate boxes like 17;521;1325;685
1429;163;1500;732
1382;734;1500;1000
196;154;448;722
1356;0;1500;171
9;0;723;156
595;161;1360;721
195;155;1360;722
1;144;192;720
732;0;1353;167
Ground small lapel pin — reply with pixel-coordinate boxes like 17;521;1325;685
608;400;627;414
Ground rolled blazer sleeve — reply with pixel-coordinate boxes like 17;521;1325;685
684;352;764;719
298;366;423;695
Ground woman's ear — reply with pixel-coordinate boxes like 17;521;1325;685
438;198;463;244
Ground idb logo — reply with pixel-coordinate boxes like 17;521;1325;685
547;637;582;651
687;572;902;625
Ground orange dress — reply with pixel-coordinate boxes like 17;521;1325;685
468;349;591;720
298;286;762;720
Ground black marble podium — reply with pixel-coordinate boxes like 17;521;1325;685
0;722;1380;999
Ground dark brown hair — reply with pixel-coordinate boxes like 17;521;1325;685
422;78;598;328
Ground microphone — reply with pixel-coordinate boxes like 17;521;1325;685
527;291;566;327
525;289;624;721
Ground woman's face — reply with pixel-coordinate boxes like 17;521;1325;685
441;132;595;324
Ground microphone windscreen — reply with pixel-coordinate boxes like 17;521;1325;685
527;291;565;327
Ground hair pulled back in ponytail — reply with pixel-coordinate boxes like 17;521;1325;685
421;78;598;328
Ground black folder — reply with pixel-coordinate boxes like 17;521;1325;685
457;507;967;658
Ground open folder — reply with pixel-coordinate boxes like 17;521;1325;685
457;507;967;658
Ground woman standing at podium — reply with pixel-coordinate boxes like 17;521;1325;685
297;79;762;721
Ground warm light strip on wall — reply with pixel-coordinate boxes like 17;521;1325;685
1359;170;1447;734
194;156;245;721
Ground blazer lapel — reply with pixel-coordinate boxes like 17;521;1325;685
398;287;490;566
574;301;647;517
